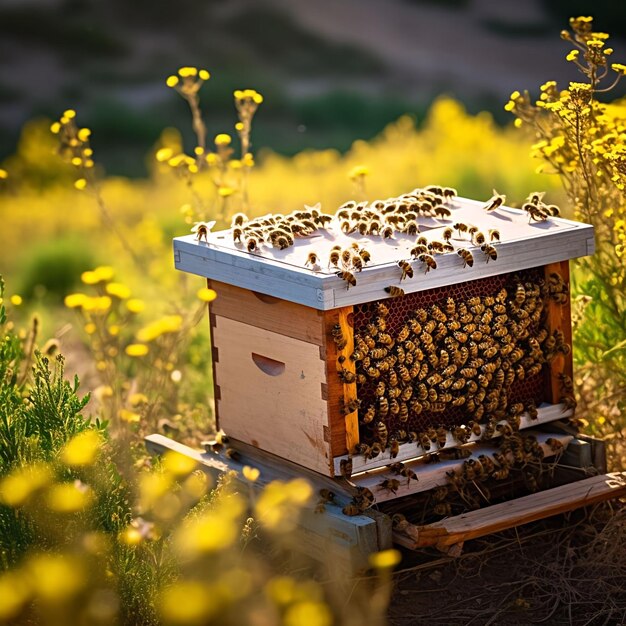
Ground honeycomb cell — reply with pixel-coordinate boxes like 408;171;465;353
352;267;549;446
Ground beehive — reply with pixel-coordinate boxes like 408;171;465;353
173;195;594;481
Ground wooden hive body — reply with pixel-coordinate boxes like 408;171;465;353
174;196;594;480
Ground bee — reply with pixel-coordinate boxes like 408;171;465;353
436;426;448;448
342;503;362;516
384;285;405;298
360;405;376;425
398;260;414;280
342;398;360;414
453;425;471;444
457;248;474;268
389;463;418;485
378;478;401;494
486;229;500;244
410;244;428;259
246;236;260;252
523;203;549;222
329;245;341;268
339;459;353;480
545;204;561;216
381;226;395;239
469;421;482;437
358;247;372;264
398;403;409;423
481;244;498;262
418;254;437;273
434;205;451;218
526;402;538;420
559;373;574;394
404;219;420;235
338;368;356;384
473;231;486;246
542;437;563;457
389;437;401;458
374;421;388;447
337;270;357;289
483;189;505;212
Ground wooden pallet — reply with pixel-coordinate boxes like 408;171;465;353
393;472;626;555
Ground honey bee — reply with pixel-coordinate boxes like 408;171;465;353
472;231;486;246
442;227;454;242
395;259;414;281
329;245;341;268
526;402;538;420
337;270;357;289
453;425;471;444
360;405;376;425
410;244;428;258
454;222;469;236
559;373;574;394
546;437;564;454
443;187;457;200
389;437;401;458
418;431;432;452
434;205;451;218
378;478;401;494
481;244;498;262
375;421;388;447
342;503;361;516
389;462;418;485
436;426;448;448
384;286;405;298
457;248;474;268
358;248;371;265
340;459;353;480
246;236;260;252
342;398;360;414
523;203;549;222
483;189;505;212
404;220;420;235
338;368;356;384
418;254;437;272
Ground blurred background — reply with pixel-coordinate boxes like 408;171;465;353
1;0;625;176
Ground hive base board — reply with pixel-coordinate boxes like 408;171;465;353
392;472;626;555
144;434;392;576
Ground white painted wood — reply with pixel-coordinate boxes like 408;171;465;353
173;196;594;310
350;432;573;503
333;402;572;475
213;317;332;474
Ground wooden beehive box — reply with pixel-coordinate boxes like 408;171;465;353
173;195;594;483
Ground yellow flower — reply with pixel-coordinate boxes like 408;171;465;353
612;63;626;75
82;296;111;312
126;298;145;313
129;392;149;406
197;287;217;302
137;315;183;342
77;128;91;142
61;431;102;467
28;554;85;601
242;466;260;482
235;122;244;131
84;323;96;335
119;408;141;423
71;157;82;166
348;164;369;179
194;146;204;155
0;572;29;621
178;66;198;77
63;109;76;119
50;121;61;134
198;69;210;81
156;147;174;162
218;186;235;197
108;324;120;336
10;295;22;306
106;282;131;299
159;582;217;624
229;159;242;169
369;548;402;570
566;50;579;62
166;75;179;87
125;343;149;357
74;178;87;190
214;133;232;146
46;482;93;513
0;464;52;507
284;602;332;626
163;451;197;476
0;168;8;179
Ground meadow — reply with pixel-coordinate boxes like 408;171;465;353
0;15;624;626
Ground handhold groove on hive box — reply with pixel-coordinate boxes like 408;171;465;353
212;316;332;473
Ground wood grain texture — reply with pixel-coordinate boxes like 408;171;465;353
208;280;325;345
333;402;572;475
544;261;574;404
323;307;356;459
212;316;332;474
173;197;595;310
395;472;626;549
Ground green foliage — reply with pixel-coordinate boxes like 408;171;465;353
19;236;97;302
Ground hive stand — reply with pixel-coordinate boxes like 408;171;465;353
145;432;626;567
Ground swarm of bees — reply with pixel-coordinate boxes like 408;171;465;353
342;271;570;464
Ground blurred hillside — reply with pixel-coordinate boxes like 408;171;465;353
1;0;625;175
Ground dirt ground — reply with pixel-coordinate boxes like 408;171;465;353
387;503;626;626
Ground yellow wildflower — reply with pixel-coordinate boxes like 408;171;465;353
566;50;579;62
0;464;52;507
156;147;174;162
105;282;131;299
46;482;93;513
28;554;85;601
74;178;87;190
178;66;197;77
214;133;232;146
218;186;235;197
119;409;141;423
84;323;96;335
10;295;22;306
61;431;102;467
197;287;217;302
159;582;217;624
348;164;370;179
50;121;61;134
612;63;626;75
166;75;179;87
284;602;332;626
125;343;149;357
137;315;183;342
242;466;260;482
369;548;402;570
77;128;91;142
126;298;145;313
198;69;210;81
129;392;149;406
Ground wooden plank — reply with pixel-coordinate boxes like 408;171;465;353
206;283;221;431
208;280;325;345
323;307;356;459
349;432;573;503
333;402;572;475
398;472;626;549
174;196;595;311
212;316;332;475
544;260;574;404
144;434;384;575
